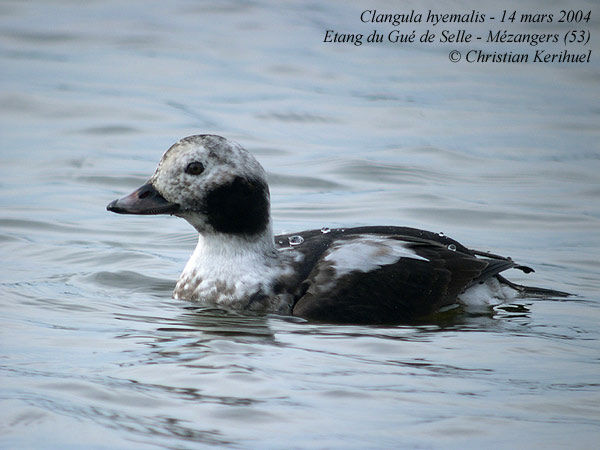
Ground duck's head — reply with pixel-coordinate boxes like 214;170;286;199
107;135;271;237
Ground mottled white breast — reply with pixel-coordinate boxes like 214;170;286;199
173;232;296;313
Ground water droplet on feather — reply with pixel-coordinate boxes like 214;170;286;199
288;235;304;246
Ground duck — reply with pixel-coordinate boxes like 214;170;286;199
107;134;569;324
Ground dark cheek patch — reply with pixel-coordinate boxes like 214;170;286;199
204;176;269;235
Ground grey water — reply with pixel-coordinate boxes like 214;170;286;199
1;0;599;448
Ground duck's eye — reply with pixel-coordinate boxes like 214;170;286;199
185;161;205;175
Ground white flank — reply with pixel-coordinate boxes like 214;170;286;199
324;235;428;277
459;278;519;306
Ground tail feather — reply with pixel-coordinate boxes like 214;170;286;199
469;248;570;297
495;274;571;298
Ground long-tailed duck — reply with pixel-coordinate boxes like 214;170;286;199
107;135;569;324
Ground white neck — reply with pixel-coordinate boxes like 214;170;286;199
190;225;277;268
173;224;291;311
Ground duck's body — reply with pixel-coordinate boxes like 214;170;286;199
107;135;568;324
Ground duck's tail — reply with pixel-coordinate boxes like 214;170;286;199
469;248;571;298
495;274;571;298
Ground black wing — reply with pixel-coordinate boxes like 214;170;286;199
276;227;534;324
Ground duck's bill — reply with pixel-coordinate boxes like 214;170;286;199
106;183;180;215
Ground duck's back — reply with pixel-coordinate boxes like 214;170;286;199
275;226;530;324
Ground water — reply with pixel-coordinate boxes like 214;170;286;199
1;0;599;448
288;235;304;246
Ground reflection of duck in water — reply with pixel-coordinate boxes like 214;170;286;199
107;135;569;324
